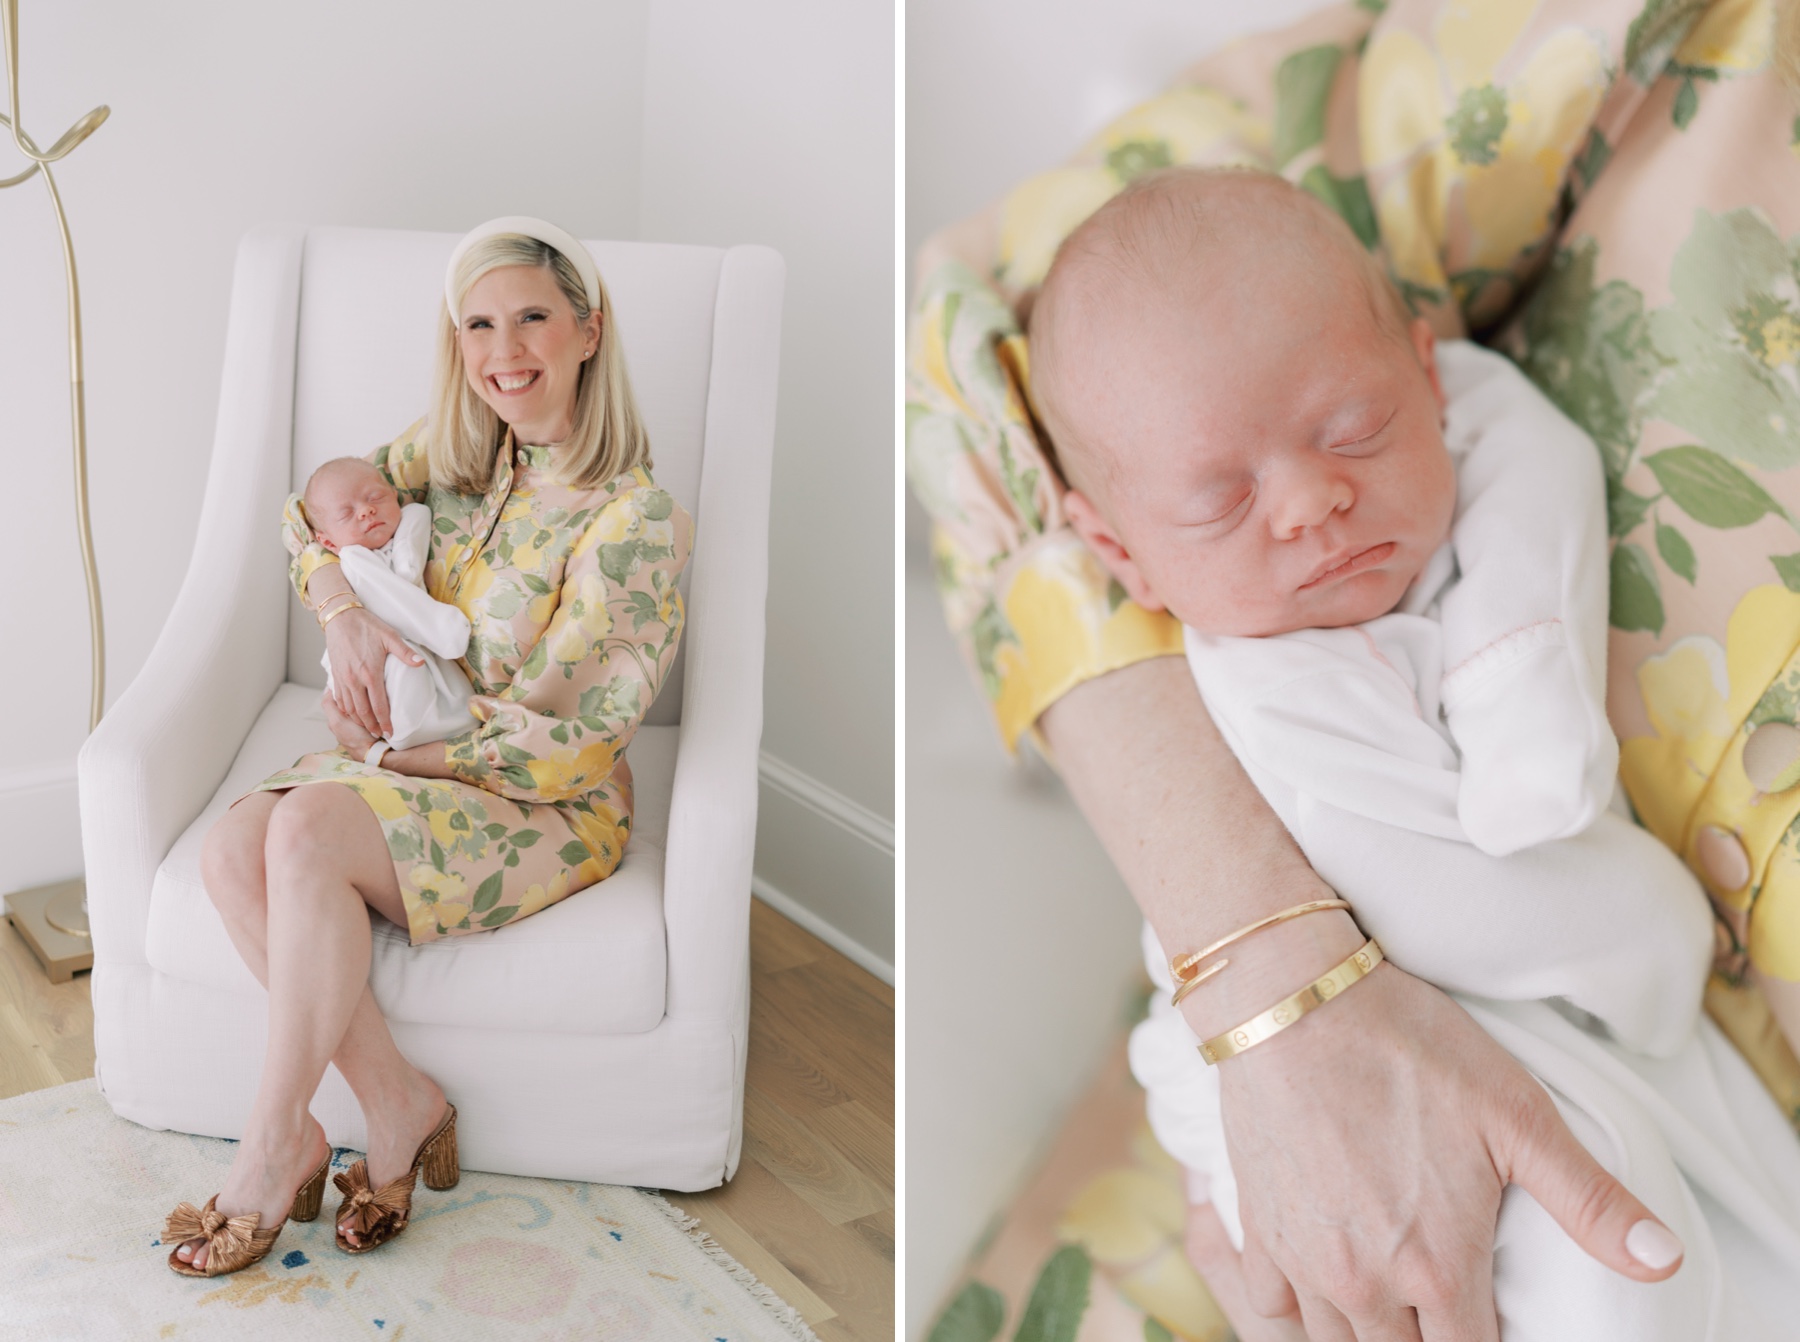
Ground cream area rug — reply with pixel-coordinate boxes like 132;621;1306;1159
0;1080;817;1342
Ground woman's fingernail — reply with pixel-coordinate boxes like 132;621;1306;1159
1626;1219;1683;1270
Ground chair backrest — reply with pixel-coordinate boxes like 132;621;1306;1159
284;226;727;726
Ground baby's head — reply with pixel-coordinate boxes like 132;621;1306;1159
1032;168;1455;637
304;457;402;553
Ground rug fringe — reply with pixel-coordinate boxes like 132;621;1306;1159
641;1191;824;1342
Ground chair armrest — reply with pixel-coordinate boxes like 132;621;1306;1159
80;224;306;967
662;245;785;1020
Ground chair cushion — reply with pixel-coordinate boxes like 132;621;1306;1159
143;683;671;1035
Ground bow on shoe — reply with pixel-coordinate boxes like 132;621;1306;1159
163;1196;262;1263
333;1163;417;1238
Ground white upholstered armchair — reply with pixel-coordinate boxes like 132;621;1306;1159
78;225;783;1190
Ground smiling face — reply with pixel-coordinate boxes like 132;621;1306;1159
1039;174;1456;637
306;458;403;552
457;264;601;447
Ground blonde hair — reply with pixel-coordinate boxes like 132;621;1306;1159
428;233;651;494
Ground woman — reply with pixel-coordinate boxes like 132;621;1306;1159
910;0;1800;1335
163;217;692;1276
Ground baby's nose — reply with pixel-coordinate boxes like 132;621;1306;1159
1272;469;1354;537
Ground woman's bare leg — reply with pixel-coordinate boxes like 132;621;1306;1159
184;787;446;1265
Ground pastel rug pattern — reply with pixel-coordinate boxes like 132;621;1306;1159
0;1080;816;1342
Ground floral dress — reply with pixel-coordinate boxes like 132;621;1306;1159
254;418;692;945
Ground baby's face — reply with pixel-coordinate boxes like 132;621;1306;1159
309;464;402;552
1058;266;1456;637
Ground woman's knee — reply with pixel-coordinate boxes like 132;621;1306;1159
264;785;391;893
200;797;276;911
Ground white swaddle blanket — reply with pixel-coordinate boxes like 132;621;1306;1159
321;502;478;751
1130;342;1800;1336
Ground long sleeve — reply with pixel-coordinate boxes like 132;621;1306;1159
282;418;432;606
444;480;691;805
1433;343;1617;856
337;506;471;661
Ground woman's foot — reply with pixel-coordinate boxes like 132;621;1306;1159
175;1112;331;1272
338;1069;449;1249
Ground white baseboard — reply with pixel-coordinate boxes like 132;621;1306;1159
754;751;893;981
752;878;894;985
0;764;83;894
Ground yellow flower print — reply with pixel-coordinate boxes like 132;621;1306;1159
999;167;1119;291
1056;1136;1230;1341
1359;13;1607;302
430;901;471;931
1621;585;1800;851
1675;0;1773;73
517;870;571;921
356;779;413;822
525;745;605;799
1078;86;1267;176
409;865;466;905
457;553;497;609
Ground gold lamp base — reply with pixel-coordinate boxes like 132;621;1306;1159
4;878;93;983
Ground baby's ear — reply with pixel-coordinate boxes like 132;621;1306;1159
1063;489;1167;613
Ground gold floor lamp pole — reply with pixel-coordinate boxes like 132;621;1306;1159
1;0;111;981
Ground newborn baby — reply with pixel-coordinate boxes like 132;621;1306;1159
304;457;477;753
1032;169;1800;1337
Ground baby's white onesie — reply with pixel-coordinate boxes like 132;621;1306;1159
1130;342;1800;1337
322;502;478;752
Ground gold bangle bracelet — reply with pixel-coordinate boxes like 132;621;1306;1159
1169;898;1352;1008
318;598;365;630
315;591;358;622
1198;938;1384;1065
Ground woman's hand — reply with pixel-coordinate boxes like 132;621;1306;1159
1215;961;1681;1342
321;692;379;759
323;606;422;740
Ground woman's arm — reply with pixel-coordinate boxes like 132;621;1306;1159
1041;657;1683;1338
442;481;692;806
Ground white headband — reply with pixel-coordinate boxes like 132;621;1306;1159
444;215;602;326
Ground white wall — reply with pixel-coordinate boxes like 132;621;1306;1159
904;1;1336;1332
640;0;896;978
0;1;894;976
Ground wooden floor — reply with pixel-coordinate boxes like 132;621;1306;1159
0;896;894;1342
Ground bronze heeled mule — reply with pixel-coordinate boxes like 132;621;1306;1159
164;1150;332;1278
332;1102;459;1254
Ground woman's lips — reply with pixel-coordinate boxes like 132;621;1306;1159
1299;541;1397;590
488;370;541;395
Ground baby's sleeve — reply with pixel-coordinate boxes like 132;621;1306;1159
1432;344;1617;857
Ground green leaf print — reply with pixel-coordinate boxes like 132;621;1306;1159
429;840;447;872
1518;238;1663;485
1104;138;1174;183
484;583;524;620
1012;1245;1091;1342
472;871;504;915
1646;208;1800;472
1273;45;1342;169
1608;483;1656;538
1611;542;1665;634
1672;76;1699;129
483;822;508;839
1624;0;1710;86
559;841;591;866
638;489;674;522
1572;128;1612;193
433;516;458;535
1774;553;1800;594
549;722;570;745
519;638;549;682
479;904;520;928
503;849;520;868
1644;446;1784;528
522;572;552;595
599;542;640;586
498;765;537;791
511;829;541;848
1298;166;1378;249
1143;1322;1174;1342
1655;520;1697;582
928;1281;1005;1342
1447;84;1508;165
996;437;1043;536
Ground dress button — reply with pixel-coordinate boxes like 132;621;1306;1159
1743;721;1800;794
1695;824;1752;894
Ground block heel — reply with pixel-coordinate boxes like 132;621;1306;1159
289;1156;330;1222
419;1107;459;1191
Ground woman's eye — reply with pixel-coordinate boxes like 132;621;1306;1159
467;318;491;330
